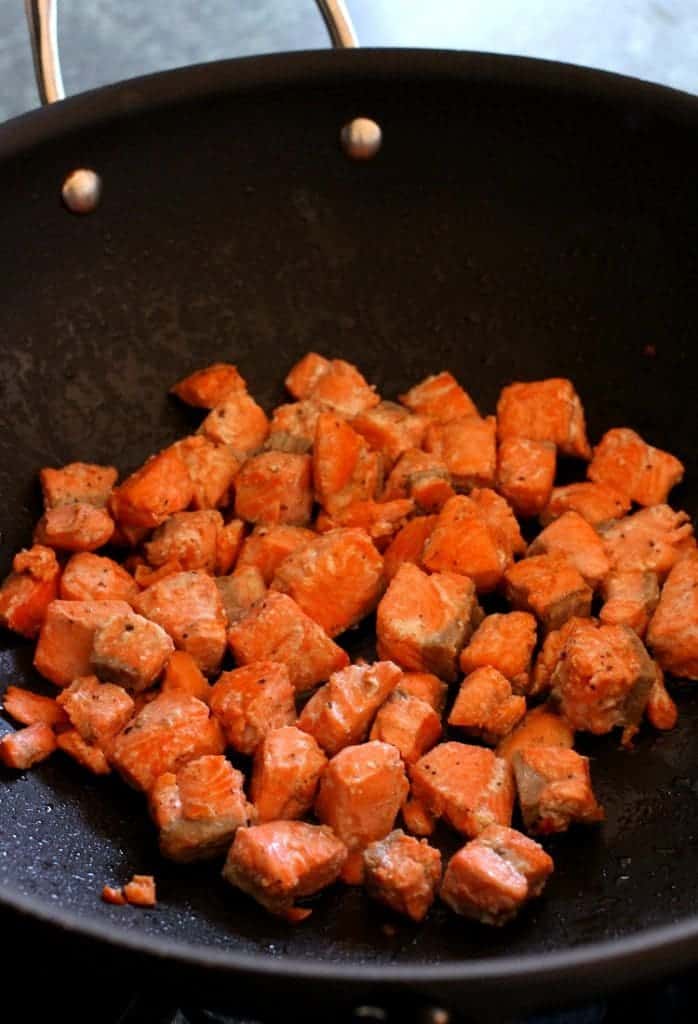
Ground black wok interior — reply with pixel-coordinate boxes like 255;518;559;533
0;50;697;1007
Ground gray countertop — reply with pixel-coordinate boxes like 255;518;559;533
1;0;697;123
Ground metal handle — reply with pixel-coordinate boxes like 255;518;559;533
25;0;358;107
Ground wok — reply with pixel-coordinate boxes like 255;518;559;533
1;1;698;1018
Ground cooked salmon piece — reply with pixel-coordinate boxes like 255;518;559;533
550;620;655;739
56;675;134;747
199;391;269;455
397;672;448;714
410;742;514;837
123;875;156;908
110;692;224;791
298;661;402;756
251;726;327;823
0;722;56;769
376;563;481;681
34;503;115;552
223;820;347;922
174;435;240;511
284;352;331;399
313;411;382;514
496;705;575;763
369;688;442;763
382;448;454;512
236;525;316;585
56;728;111;774
470;487;526;559
496;379;591;459
2;686;67;729
448;667;526;745
645;666;678;731
459;612;537;695
527;511;610;589
209;661;296;755
110;446;193;530
424;415;497;491
440;824;553;925
40;462;117;509
421;495;509;591
401;796;437;837
399;372;478;423
134;571;227;675
267;401;322;454
0;545;60;638
381;515;438;581
588;427;684;506
234;452;313;526
647;552;698;679
145;510;222;573
599;571;660;637
303;358;379;418
599;505;695;578
34;599;133;686
228;592;349;693
540;481;630;527
529;616;593;698
60;552;138;605
315;741;409;884
133;559;184;588
161;650;212;704
496;438;556;518
215;567;267;627
170;363;247;408
513;746;604;834
149;754;252;862
352;402;429;468
503;553;592;633
315;499;414;549
363;829;442;922
90;612;174;692
101;885;126;905
271;528;384;638
215;520;246;575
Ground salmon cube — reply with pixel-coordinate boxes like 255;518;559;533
284;352;331;399
209;661;296;755
550;620;655;737
134;571;227;676
383;516;438;581
161;650;211;703
56;728;110;774
90;612;174;692
170;363;246;408
215;519;246;575
60;552;138;605
101;885;126;905
410;742;514;837
497;438;556;518
504;553;592;632
123;875;156;908
527;511;610;589
223;820;347;922
497;705;575;763
315;741;409;884
251;726;327;823
369;689;442;763
645;666;678;731
110;446;193;530
271;528;384;637
228;592;349;693
470;488;526;560
315;499;414;549
215;567;267;627
145;510;221;573
647;552;698;679
110;692;225;791
459;612;537;695
382;448;454;512
56;675;134;747
236;525;316;585
513;746;604;834
599;571;660;636
401;796;437;837
599;505;695;578
304;358;379;418
529;616;592;698
2;687;67;729
448;667;526;745
40;462;117;509
199;391;269;455
298;661;402;756
234;452;313;526
133;560;183;589
376;563;481;682
0;545;60;638
397;672;447;714
363;830;442;922
34;504;115;552
175;435;240;511
352;401;428;467
149;754;252;862
588;427;684;506
440;824;553;925
399;372;478;423
34;599;133;686
541;481;630;527
0;722;56;769
313;411;381;514
497;378;591;459
421;495;509;591
424;415;497;491
267;400;322;454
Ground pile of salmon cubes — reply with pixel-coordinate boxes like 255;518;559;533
1;354;695;928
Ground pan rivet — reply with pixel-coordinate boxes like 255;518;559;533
341;117;382;160
61;168;102;214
